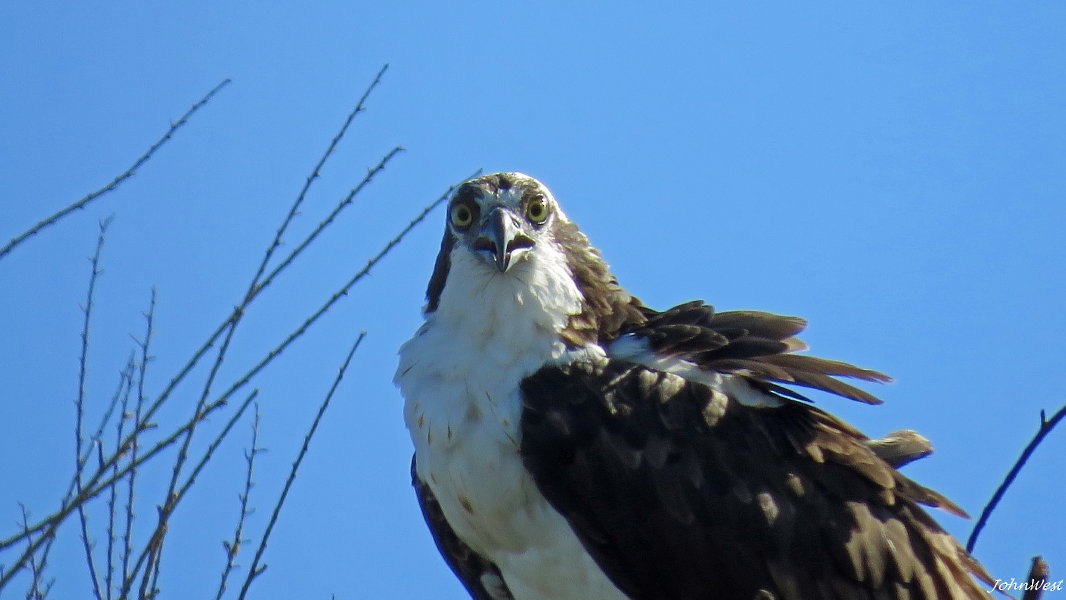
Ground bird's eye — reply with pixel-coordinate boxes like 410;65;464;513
526;198;549;225
450;203;475;229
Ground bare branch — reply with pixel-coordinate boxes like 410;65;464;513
247;63;388;296
123;290;155;586
118;174;465;592
237;333;366;600
0;79;230;261
118;389;261;599
205;170;470;427
143;66;396;580
0;174;464;585
1;77;394;568
30;357;135;599
215;404;263;600
257;146;404;297
0;395;223;589
81;357;137;472
74;219;110;600
157;144;401;505
18;504;51;600
105;359;136;600
0;74;464;596
967;403;1066;552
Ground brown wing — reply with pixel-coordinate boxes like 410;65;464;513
411;457;514;600
628;301;892;404
520;359;993;600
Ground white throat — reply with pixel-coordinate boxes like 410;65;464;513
399;242;583;452
396;242;626;600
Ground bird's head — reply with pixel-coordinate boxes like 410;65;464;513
424;172;584;316
445;172;560;274
423;171;644;343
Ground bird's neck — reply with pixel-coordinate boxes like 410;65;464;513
431;247;585;347
396;245;586;457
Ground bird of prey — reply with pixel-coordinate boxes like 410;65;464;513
396;172;992;600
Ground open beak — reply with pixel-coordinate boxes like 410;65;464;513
474;207;535;272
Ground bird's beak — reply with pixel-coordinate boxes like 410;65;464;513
475;207;535;273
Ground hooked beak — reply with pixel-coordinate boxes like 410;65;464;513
473;207;535;272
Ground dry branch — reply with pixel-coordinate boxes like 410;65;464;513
123;290;156;587
246;63;388;296
141;66;395;581
121;388;261;598
74;219;110;600
0;173;457;572
215;404;263;600
105;358;136;600
0;64;477;599
967;404;1066;553
236;333;366;600
0;80;230;262
18;504;53;600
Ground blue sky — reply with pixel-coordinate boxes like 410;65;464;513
2;3;1064;598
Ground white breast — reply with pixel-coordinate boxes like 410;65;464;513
396;247;628;600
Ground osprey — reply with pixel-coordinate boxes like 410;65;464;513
396;172;992;600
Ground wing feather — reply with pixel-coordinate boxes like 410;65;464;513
622;301;892;405
520;359;992;600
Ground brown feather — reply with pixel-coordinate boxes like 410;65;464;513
762;354;893;383
521;360;993;599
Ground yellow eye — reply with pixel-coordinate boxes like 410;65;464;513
526;198;549;224
450;203;475;229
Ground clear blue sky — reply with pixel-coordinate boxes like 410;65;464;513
2;3;1064;598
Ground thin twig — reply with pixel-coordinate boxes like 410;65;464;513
967;403;1066;552
18;504;50;600
206;170;468;425
105;359;136;600
237;333;366;600
137;513;162;600
123;290;155;587
118;390;261;599
2;106;389;569
137;171;465;568
156;143;401;512
131;150;422;582
29;315;143;573
46;143;404;536
81;356;136;473
33;353;137;588
0;176;463;584
246;63;388;298
144;68;396;583
215;404;263;600
74;219;110;600
0;79;230;261
11;170;467;558
0;396;220;589
256;146;404;297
